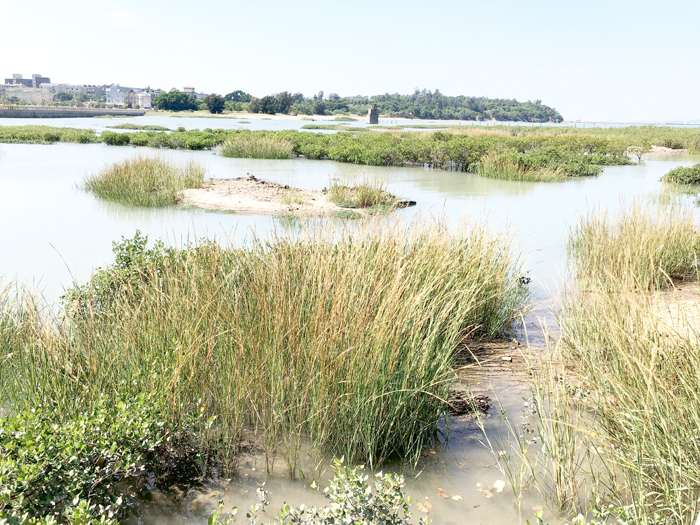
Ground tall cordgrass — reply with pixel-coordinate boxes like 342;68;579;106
476;150;566;182
568;201;700;291
553;283;700;524
218;134;293;159
84;156;205;207
326;178;399;209
0;219;528;476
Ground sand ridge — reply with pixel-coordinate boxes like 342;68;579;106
179;174;341;216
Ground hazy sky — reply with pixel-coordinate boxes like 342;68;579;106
2;0;698;122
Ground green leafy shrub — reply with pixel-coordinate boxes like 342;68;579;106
0;395;203;523
210;459;430;525
660;164;700;185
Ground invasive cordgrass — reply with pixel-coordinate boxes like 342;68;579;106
107;123;171;131
661;163;700;185
279;188;309;206
551;282;700;524
218;134;293;159
0;125;97;144
476;150;567;182
335;210;362;220
567;201;700;291
326;179;399;209
84;156;205;207
0;219;528;476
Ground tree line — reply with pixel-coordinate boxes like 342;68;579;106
152;88;563;122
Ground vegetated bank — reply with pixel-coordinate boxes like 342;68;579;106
3;124;700;182
509;201;700;524
0;219;528;522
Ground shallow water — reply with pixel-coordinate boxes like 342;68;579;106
2;114;693;134
1;139;699;524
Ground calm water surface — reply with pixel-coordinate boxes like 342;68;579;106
1;139;698;524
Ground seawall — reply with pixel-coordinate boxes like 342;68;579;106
0;108;146;118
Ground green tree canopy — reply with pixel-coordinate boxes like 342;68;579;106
203;93;225;114
224;90;252;103
152;91;198;111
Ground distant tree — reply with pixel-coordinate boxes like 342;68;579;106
259;95;278;114
152;91;198;111
328;93;340;100
313;91;324;101
54;92;73;102
248;97;262;113
203;93;225;114
224;90;252;103
275;91;294;114
292;92;305;104
313;99;326;115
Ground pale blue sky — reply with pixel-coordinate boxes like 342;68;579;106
2;0;698;122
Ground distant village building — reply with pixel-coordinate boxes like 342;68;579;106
105;86;126;105
4;74;51;88
136;91;152;108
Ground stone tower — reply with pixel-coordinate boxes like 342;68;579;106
367;104;379;124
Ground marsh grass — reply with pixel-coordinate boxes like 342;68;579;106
493;202;700;523
84;156;205;207
0;219;528;476
567;201;700;291
107;123;171;131
327;179;399;209
279;188;309;206
335;210;362;220
218;134;293;159
476;150;567;182
552;283;700;523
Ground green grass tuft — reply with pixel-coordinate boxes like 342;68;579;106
218;134;293;159
84;156;205;207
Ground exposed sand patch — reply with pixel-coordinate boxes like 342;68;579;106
179;174;341;217
652;278;700;338
649;145;687;154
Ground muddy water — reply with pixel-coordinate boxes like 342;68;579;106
2;140;699;524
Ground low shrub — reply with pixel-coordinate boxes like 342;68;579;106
0;395;203;523
660;163;700;185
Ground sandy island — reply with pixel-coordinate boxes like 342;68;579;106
180;174;352;217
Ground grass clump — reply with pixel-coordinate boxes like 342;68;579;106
661;163;700;185
2;221;528;477
218;133;293;159
567;201;700;291
550;275;700;522
279;188;309;206
84;156;205;207
326;179;399;209
107;123;171;131
335;210;362;220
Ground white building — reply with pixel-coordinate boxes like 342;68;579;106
136;91;152;109
105;86;126;105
